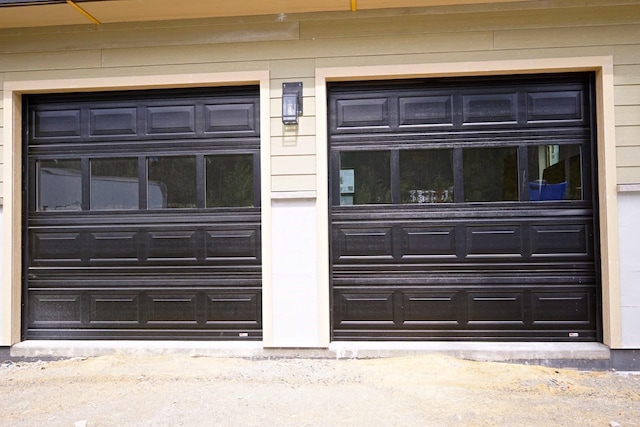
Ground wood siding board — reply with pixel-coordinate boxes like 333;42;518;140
615;65;640;85
100;31;494;68
615;106;640;126
300;6;640;40
317;45;617;69
616;126;640;147
0;22;300;55
615;85;640;106
269;59;316;79
272;155;317;175
270;117;315;137
0;50;102;72
495;24;640;50
617;166;640;183
617;147;640;167
2;61;270;81
271;136;316;156
614;45;640;65
271;174;316;192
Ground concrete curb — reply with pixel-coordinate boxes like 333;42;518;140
9;341;611;369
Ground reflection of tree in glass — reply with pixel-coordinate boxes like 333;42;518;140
206;155;254;207
148;156;196;208
341;151;391;205
92;158;137;178
400;150;454;203
464;148;518;202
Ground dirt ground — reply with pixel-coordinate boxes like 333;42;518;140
1;355;639;427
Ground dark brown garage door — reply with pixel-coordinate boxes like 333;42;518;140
23;86;262;340
329;74;600;341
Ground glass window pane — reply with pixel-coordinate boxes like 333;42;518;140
528;144;583;201
91;158;139;210
206;155;254;207
339;151;391;205
400;149;454;204
464;147;518;202
37;159;82;211
148;156;196;209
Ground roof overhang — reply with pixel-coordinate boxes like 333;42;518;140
0;0;536;29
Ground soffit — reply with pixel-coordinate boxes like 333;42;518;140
0;0;535;29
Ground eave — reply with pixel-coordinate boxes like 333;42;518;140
0;0;536;29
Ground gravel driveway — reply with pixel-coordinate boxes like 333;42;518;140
1;355;639;426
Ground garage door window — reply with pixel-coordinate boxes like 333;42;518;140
400;149;454;204
91;158;139;210
37;159;82;211
463;147;518;202
206;155;254;207
37;154;259;211
337;144;584;206
147;156;197;209
528;144;583;201
339;151;391;205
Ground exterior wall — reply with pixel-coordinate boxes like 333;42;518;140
1;0;639;348
618;191;640;347
270;198;321;347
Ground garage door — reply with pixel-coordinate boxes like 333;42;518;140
24;87;262;340
329;74;600;341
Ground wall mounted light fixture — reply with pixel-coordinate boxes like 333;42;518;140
282;82;303;125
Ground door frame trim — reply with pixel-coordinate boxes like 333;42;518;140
2;71;272;345
315;57;620;348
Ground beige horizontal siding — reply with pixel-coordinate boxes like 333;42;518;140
270;118;315;138
100;31;495;68
271;136;316;156
272;155;317;176
616;106;640;127
0;50;101;72
495;24;640;50
615;65;640;85
616;127;640;147
269;59;316;79
271;175;316;192
300;5;640;39
1;1;640;194
615;85;640;106
0;22;299;55
3;61;270;81
618;167;640;183
316;46;619;68
617;147;640;167
614;45;640;65
268;58;316;192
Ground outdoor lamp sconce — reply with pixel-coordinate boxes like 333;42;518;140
282;82;303;125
